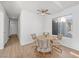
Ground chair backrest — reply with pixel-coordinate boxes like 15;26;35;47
53;36;61;45
37;39;51;49
43;32;49;37
31;34;39;46
31;33;37;40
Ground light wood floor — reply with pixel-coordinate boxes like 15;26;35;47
0;35;79;58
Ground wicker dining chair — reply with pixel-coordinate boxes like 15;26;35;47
36;39;52;56
31;34;38;53
50;35;62;54
31;33;37;40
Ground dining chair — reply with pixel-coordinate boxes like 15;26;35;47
31;33;39;55
31;33;37;40
50;35;62;54
36;39;52;56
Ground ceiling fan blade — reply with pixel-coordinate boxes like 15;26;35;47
45;9;48;12
46;13;51;15
37;9;41;12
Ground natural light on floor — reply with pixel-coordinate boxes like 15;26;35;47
70;51;79;57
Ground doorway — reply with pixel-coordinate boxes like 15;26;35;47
9;18;18;36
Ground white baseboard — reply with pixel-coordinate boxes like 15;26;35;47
0;44;4;49
20;40;34;46
60;42;79;51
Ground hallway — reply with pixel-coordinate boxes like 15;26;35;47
0;35;79;58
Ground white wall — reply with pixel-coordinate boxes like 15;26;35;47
3;11;9;45
0;4;9;49
19;10;44;45
0;12;4;49
10;19;18;35
45;5;79;51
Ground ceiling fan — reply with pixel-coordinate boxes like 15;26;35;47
37;9;51;16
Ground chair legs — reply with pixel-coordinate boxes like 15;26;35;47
33;50;52;57
53;45;62;53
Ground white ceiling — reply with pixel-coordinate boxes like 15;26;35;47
0;1;79;19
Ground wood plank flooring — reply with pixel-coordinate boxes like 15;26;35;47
0;35;79;58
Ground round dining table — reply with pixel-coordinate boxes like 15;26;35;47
37;35;57;40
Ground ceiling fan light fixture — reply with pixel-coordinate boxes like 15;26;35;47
37;8;51;16
41;13;46;16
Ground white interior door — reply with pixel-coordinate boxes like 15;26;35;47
10;19;18;35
